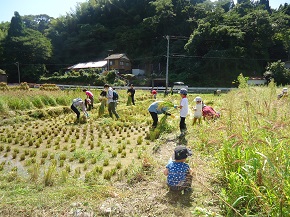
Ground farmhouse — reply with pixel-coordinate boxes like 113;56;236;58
105;53;131;74
67;53;132;74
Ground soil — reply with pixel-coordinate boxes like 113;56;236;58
96;135;223;217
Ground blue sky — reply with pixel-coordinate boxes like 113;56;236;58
211;0;288;9
0;0;289;23
0;0;87;23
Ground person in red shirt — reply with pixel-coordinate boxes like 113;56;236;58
151;89;157;99
83;89;94;111
202;105;220;120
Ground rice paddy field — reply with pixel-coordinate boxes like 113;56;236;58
0;82;289;216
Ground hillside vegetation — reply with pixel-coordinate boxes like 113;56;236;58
0;0;290;86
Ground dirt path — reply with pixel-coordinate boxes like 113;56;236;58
97;135;223;217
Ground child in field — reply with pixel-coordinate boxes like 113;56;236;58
202;105;220;120
164;146;193;191
192;96;203;125
71;98;89;122
174;88;188;136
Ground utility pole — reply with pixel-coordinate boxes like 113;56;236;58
15;62;20;84
165;35;188;94
107;50;113;71
165;35;170;93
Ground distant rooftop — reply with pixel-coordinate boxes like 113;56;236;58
68;61;107;69
105;53;129;60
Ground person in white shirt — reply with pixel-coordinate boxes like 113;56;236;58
104;84;119;119
277;87;288;99
192;96;203;125
71;98;89;122
175;88;188;136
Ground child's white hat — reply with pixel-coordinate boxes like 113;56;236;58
283;88;288;93
194;96;202;102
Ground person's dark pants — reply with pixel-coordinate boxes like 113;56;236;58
108;102;119;119
180;117;186;132
131;95;135;105
71;104;80;119
150;112;158;127
89;96;94;109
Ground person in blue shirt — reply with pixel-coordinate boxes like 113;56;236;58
164;146;193;191
148;101;171;128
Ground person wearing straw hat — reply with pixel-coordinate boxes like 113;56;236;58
164;146;193;191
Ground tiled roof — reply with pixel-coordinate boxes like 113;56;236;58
105;53;129;60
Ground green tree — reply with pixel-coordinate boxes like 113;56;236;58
3;12;52;82
22;14;52;34
7;12;24;37
266;60;290;85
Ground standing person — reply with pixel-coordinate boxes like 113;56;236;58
104;84;119;119
148;101;172;128
164;146;193;191
71;98;89;122
83;89;94;111
174;88;188;136
192;96;203;125
127;84;136;105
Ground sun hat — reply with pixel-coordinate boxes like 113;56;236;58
283;88;288;93
179;88;187;95
194;96;202;102
173;146;192;160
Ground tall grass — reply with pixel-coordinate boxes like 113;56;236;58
0;89;83;115
213;82;290;216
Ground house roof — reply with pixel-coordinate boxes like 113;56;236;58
68;61;107;69
105;53;129;61
248;77;265;80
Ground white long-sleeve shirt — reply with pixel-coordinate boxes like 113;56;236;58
107;87;114;103
72;98;86;111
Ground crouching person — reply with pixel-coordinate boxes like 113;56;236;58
148;101;171;129
202;105;220;120
71;98;89;122
164;146;193;192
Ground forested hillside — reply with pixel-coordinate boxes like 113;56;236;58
0;0;289;86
